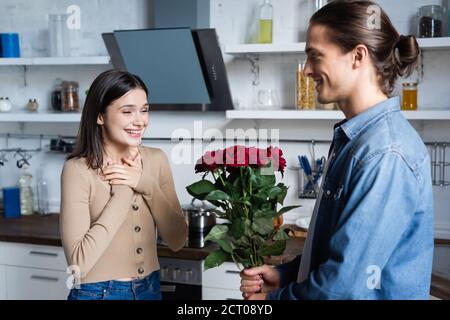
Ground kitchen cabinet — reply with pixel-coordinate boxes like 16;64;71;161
0;242;69;300
0;265;6;300
202;261;243;300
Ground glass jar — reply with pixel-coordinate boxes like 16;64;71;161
296;61;316;110
51;81;63;112
402;82;418;111
62;81;80;112
418;5;444;38
48;14;70;56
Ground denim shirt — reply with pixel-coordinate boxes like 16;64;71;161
268;97;434;300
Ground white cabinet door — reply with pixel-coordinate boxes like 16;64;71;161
0;265;6;300
202;262;241;290
5;266;69;300
0;242;67;271
202;287;243;300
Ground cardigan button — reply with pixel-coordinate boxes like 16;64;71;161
138;267;144;274
136;248;143;254
132;204;139;211
134;226;141;233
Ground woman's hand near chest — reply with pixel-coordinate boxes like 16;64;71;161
102;152;142;189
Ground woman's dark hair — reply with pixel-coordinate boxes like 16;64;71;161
67;69;148;169
310;0;420;95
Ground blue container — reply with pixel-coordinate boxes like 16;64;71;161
2;187;21;218
0;33;21;58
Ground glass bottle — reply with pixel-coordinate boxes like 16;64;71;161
62;81;80;112
18;166;34;216
36;164;50;215
48;14;70;57
418;5;444;38
296;60;316;110
401;82;418;110
258;0;273;44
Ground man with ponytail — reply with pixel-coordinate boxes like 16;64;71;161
240;1;434;300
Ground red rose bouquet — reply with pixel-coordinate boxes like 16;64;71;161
186;145;300;270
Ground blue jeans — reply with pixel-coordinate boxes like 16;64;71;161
68;271;162;300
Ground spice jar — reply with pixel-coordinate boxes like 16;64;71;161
402;82;418;111
51;81;63;112
296;61;316;110
26;99;39;112
418;5;443;38
62;81;80;112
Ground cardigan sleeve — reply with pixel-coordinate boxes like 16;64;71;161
60;159;134;278
134;149;187;251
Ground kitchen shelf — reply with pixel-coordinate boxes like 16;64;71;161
225;37;450;55
0;56;110;66
226;109;450;120
0;112;81;123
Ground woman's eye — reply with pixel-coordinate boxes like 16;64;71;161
122;111;132;114
141;109;149;113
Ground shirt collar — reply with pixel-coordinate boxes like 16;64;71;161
338;96;400;141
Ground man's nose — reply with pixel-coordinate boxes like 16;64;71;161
303;59;313;78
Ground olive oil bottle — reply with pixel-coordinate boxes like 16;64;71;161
258;0;273;43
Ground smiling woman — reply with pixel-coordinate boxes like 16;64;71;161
60;70;187;300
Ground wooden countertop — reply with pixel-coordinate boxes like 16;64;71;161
0;214;447;300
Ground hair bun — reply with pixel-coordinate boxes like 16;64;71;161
394;35;420;77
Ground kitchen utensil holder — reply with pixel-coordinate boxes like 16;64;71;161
297;167;320;199
429;142;450;187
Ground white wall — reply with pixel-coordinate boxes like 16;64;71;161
0;0;449;238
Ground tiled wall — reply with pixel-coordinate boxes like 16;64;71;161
0;0;449;237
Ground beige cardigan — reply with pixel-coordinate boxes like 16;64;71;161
60;146;187;284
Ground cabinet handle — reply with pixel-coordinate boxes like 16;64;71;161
160;285;176;292
29;251;58;257
30;275;59;282
225;270;240;275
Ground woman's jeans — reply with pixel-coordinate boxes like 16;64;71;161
68;270;162;300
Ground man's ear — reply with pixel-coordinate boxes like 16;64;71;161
97;114;104;125
352;44;369;69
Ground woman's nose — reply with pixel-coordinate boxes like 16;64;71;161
133;112;147;126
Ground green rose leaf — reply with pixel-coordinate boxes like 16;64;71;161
204;249;229;271
273;229;290;241
258;240;286;256
214;239;234;253
253;209;274;219
277;184;288;205
278;205;302;215
205;190;231;201
186;180;216;199
267;186;283;199
205;224;228;242
252;216;274;235
230;218;245;239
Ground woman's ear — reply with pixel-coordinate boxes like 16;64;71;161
352;44;369;69
97;114;104;125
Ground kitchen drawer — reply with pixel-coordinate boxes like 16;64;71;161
0;242;67;271
0;265;6;300
5;265;69;300
202;261;241;290
202;287;242;300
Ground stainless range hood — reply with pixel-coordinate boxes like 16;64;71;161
102;28;233;111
